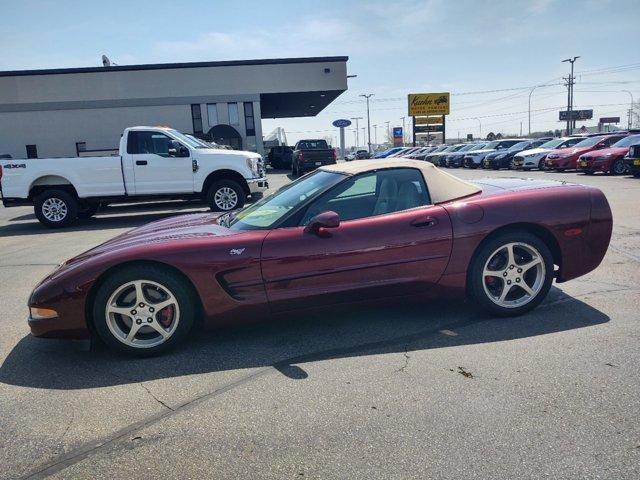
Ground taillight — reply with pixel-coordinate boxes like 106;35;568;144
332;149;337;161
0;165;3;180
299;152;304;160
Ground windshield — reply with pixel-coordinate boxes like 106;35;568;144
484;141;500;149
186;134;220;149
167;129;203;149
508;141;530;151
611;135;640;148
573;136;603;148
538;139;564;149
228;170;345;230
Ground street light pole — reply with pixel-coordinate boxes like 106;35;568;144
400;116;406;146
385;121;390;142
562;56;580;135
372;124;377;145
474;117;482;138
350;117;363;147
360;94;374;154
622;90;634;129
528;85;538;136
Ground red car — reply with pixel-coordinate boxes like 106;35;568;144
28;160;612;355
546;134;626;171
577;134;640;175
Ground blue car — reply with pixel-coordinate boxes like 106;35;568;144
373;147;404;158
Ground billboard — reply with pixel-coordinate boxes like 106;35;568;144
559;110;593;121
415;116;443;125
408;93;450;116
393;127;403;146
599;117;620;124
415;125;444;133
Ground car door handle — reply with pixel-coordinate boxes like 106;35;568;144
411;216;438;228
136;160;148;166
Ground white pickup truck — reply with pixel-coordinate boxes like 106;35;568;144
0;126;268;227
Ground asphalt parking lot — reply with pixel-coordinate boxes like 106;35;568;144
0;167;639;480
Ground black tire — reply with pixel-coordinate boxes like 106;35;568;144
292;161;300;178
206;179;245;212
538;159;546;170
467;230;554;317
610;158;626;175
78;203;99;219
34;189;78;228
92;264;196;356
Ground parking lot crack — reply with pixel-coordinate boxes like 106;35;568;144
138;383;174;412
396;347;411;374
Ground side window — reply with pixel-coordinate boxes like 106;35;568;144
300;168;430;225
127;131;173;156
603;136;620;147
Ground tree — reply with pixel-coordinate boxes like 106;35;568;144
486;132;495;140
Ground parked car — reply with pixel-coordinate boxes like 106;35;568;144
392;147;422;157
291;139;337;177
423;144;454;163
625;144;640;177
445;143;488;168
355;149;370;159
429;144;468;166
267;145;294;169
511;137;583;171
577;134;640;175
372;147;404;158
483;139;548;170
412;146;438;160
26;159;612;355
463;139;522;168
545;134;626;171
0;126;267;228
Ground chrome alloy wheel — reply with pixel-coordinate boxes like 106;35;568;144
41;197;68;222
105;280;180;348
482;242;546;309
214;187;239;210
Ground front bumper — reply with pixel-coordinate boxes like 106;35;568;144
625;157;640;174
247;176;269;193
546;157;575;169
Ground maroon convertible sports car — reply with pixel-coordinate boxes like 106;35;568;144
28;160;612;355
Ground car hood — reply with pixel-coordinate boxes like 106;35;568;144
196;148;261;160
517;147;550;156
550;146;591;157
581;147;629;158
66;213;236;265
466;148;496;155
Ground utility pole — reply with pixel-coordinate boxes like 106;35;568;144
361;127;365;146
372;124;377;145
474;117;482;139
520;121;522;137
400;116;406;146
528;85;538;136
622;90;634;129
350;117;363;147
385;121;390;142
562;56;580;135
360;94;374;154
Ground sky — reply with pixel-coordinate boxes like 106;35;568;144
2;0;639;147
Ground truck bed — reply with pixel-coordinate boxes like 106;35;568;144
0;156;125;200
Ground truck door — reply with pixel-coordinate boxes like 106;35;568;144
125;130;194;195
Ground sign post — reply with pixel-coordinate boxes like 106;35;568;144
409;93;450;145
332;119;352;159
392;127;403;146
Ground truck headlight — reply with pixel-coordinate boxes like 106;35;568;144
246;158;259;176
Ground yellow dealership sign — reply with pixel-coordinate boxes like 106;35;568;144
408;92;450;116
415;116;443;125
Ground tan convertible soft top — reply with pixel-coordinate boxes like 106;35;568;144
321;159;481;204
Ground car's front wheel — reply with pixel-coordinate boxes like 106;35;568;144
92;265;196;356
468;231;553;317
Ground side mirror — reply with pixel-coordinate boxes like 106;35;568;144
304;211;340;237
168;140;189;157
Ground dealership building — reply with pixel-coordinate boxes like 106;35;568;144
0;56;348;159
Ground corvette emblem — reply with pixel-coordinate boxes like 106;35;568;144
230;248;246;256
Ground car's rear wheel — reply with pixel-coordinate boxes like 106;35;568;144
92;265;196;356
611;158;626;175
207;180;245;212
468;231;553;317
34;189;78;228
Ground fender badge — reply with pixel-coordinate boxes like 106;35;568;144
230;248;246;256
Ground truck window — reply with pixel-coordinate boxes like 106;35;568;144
297;140;329;149
127;131;173;156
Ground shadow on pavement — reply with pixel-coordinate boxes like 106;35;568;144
0;201;209;238
0;286;609;390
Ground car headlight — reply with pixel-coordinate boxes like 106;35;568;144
246;157;259;176
596;155;612;161
29;307;58;320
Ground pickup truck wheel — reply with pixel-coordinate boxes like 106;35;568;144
291;161;300;178
92;264;196;356
207;180;245;211
34;189;78;228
